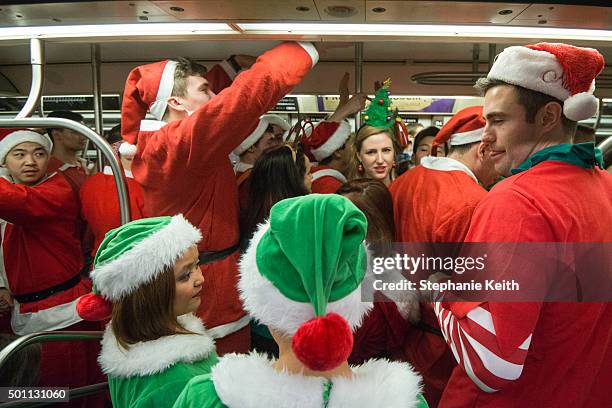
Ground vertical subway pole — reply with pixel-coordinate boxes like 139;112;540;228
91;43;104;169
488;44;497;71
16;39;44;119
355;42;364;130
472;44;480;73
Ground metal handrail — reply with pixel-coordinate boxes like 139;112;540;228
16;39;44;120
0;331;106;408
0;118;131;224
597;135;612;156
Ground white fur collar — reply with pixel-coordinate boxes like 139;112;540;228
420;156;479;183
212;353;423;408
99;313;215;378
103;165;134;179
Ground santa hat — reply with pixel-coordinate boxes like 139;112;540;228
301;120;351;162
239;194;372;371
76;215;201;321
118;142;137;158
121;60;178;144
233;115;291;156
0;130;53;165
488;43;605;122
431;106;484;156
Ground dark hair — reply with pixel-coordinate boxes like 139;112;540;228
46;110;84;137
336;178;395;253
241;144;309;238
171;57;208;97
574;124;596;144
112;266;190;350
106;123;123;144
0;334;41;386
412;126;440;157
475;78;577;136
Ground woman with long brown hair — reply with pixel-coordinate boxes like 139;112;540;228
76;215;218;408
337;179;420;365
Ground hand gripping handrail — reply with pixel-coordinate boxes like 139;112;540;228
0;118;131;224
0;331;106;408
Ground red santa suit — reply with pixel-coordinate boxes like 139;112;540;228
80;166;145;255
121;42;318;354
301;120;351;193
47;156;89;189
0;165;101;400
434;43;610;407
389;106;488;406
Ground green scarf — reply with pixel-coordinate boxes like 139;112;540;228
511;142;604;175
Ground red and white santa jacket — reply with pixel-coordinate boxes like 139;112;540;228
389;156;488;407
131;42;318;347
435;161;612;407
0;172;91;335
80;166;145;255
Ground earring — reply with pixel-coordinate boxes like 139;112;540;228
392;161;397;169
358;163;364;172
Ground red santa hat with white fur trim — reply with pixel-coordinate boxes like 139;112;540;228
431;106;484;156
487;43;605;122
301;120;351;162
233;115;291;156
121;60;178;144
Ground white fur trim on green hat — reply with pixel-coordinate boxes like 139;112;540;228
91;214;201;301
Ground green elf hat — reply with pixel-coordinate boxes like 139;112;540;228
76;215;201;321
239;194;373;371
362;78;410;148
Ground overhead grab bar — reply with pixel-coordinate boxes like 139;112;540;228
16;39;44;119
0;118;131;225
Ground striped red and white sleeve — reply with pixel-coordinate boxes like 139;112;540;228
433;301;539;392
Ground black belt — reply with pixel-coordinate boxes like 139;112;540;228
199;243;240;265
14;274;81;304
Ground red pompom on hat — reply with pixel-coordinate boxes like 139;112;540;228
487;42;605;122
121;60;178;144
431;106;485;156
76;292;113;321
292;312;354;371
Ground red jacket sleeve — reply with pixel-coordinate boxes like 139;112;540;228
0;176;74;225
139;42;317;175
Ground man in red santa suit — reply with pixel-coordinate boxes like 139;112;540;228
232;114;290;212
388;106;498;406
121;42;320;354
434;43;612;407
0;130;102;404
80;141;145;255
301;93;368;193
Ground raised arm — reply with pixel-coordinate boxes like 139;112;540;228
141;42;318;173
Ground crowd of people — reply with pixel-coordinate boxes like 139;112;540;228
0;40;611;407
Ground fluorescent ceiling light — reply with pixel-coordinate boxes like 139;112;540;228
239;23;612;42
0;23;234;40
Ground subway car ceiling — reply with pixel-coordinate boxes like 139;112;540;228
0;1;610;98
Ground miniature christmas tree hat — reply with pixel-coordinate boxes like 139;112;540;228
76;215;201;321
362;79;410;148
239;194;373;371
